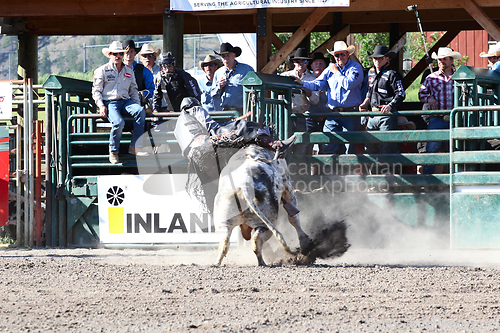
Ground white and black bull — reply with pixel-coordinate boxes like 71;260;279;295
213;144;314;266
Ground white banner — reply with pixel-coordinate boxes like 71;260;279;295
0;82;12;120
98;174;224;244
171;0;348;11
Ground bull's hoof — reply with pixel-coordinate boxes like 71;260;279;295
299;236;315;256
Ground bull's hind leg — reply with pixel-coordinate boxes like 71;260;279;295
214;226;234;266
252;227;272;266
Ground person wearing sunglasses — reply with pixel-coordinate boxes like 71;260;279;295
197;54;223;111
138;43;162;77
292;41;364;156
92;41;147;164
280;48;315;155
359;45;406;158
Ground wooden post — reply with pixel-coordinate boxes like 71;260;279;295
17;34;38;83
163;11;184;69
390;23;405;74
256;8;273;72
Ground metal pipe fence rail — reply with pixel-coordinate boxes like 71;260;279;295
7;80;46;248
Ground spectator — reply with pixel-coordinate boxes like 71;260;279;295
295;41;364;155
122;39;154;109
92;41;147;164
197;54;223;111
359;45;405;156
418;47;461;174
139;43;161;77
480;42;500;69
280;48;315;155
305;52;330;154
152;52;201;113
211;42;254;113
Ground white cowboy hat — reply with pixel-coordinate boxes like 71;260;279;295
431;47;461;60
327;41;355;56
138;43;161;58
102;41;125;58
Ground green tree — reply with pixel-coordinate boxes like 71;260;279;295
352;33;389;68
39;47;52;76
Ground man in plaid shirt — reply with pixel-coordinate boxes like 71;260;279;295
418;47;461;174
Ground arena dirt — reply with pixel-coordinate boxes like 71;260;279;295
1;245;500;332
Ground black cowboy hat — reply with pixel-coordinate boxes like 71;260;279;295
368;45;396;59
292;48;312;60
214;42;242;57
307;52;330;70
122;39;140;52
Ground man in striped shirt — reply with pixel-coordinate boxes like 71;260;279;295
418;47;461;174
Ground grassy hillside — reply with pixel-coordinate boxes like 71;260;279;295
0;34;220;84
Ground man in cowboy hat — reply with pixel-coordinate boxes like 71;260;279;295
419;46;461;174
122;39;154;109
305;52;330;154
294;41;364;155
280;48;315;154
139;43;161;77
92;41;147;164
198;54;223;111
211;42;254;113
360;45;405;158
479;42;500;69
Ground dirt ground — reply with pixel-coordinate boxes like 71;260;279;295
1;245;500;332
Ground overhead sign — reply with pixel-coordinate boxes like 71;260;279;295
98;174;224;244
171;0;348;11
0;82;12;120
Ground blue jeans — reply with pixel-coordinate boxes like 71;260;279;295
105;100;145;153
323;116;360;154
306;117;326;154
423;117;450;174
365;115;398;154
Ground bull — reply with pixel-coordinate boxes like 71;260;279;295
213;144;314;266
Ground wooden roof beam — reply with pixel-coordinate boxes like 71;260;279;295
402;30;460;89
461;0;500;40
312;25;350;55
261;7;330;74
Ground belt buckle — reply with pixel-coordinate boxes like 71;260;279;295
333;106;343;112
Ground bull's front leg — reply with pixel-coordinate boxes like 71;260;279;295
252;227;272;266
287;214;315;256
214;226;233;266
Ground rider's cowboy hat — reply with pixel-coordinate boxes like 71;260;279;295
102;41;126;57
214;42;242;57
431;47;461;60
327;41;355;56
368;45;396;59
138;43;161;58
199;54;223;69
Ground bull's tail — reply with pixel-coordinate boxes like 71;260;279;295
241;188;295;255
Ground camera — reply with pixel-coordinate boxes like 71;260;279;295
405;4;418;12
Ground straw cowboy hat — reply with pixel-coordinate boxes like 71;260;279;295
199;54;223;69
307;52;330;70
102;41;126;57
368;45;396;59
327;41;355;56
138;43;161;57
214;42;242;57
431;47;461;60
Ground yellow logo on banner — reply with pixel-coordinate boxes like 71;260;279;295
108;207;124;233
